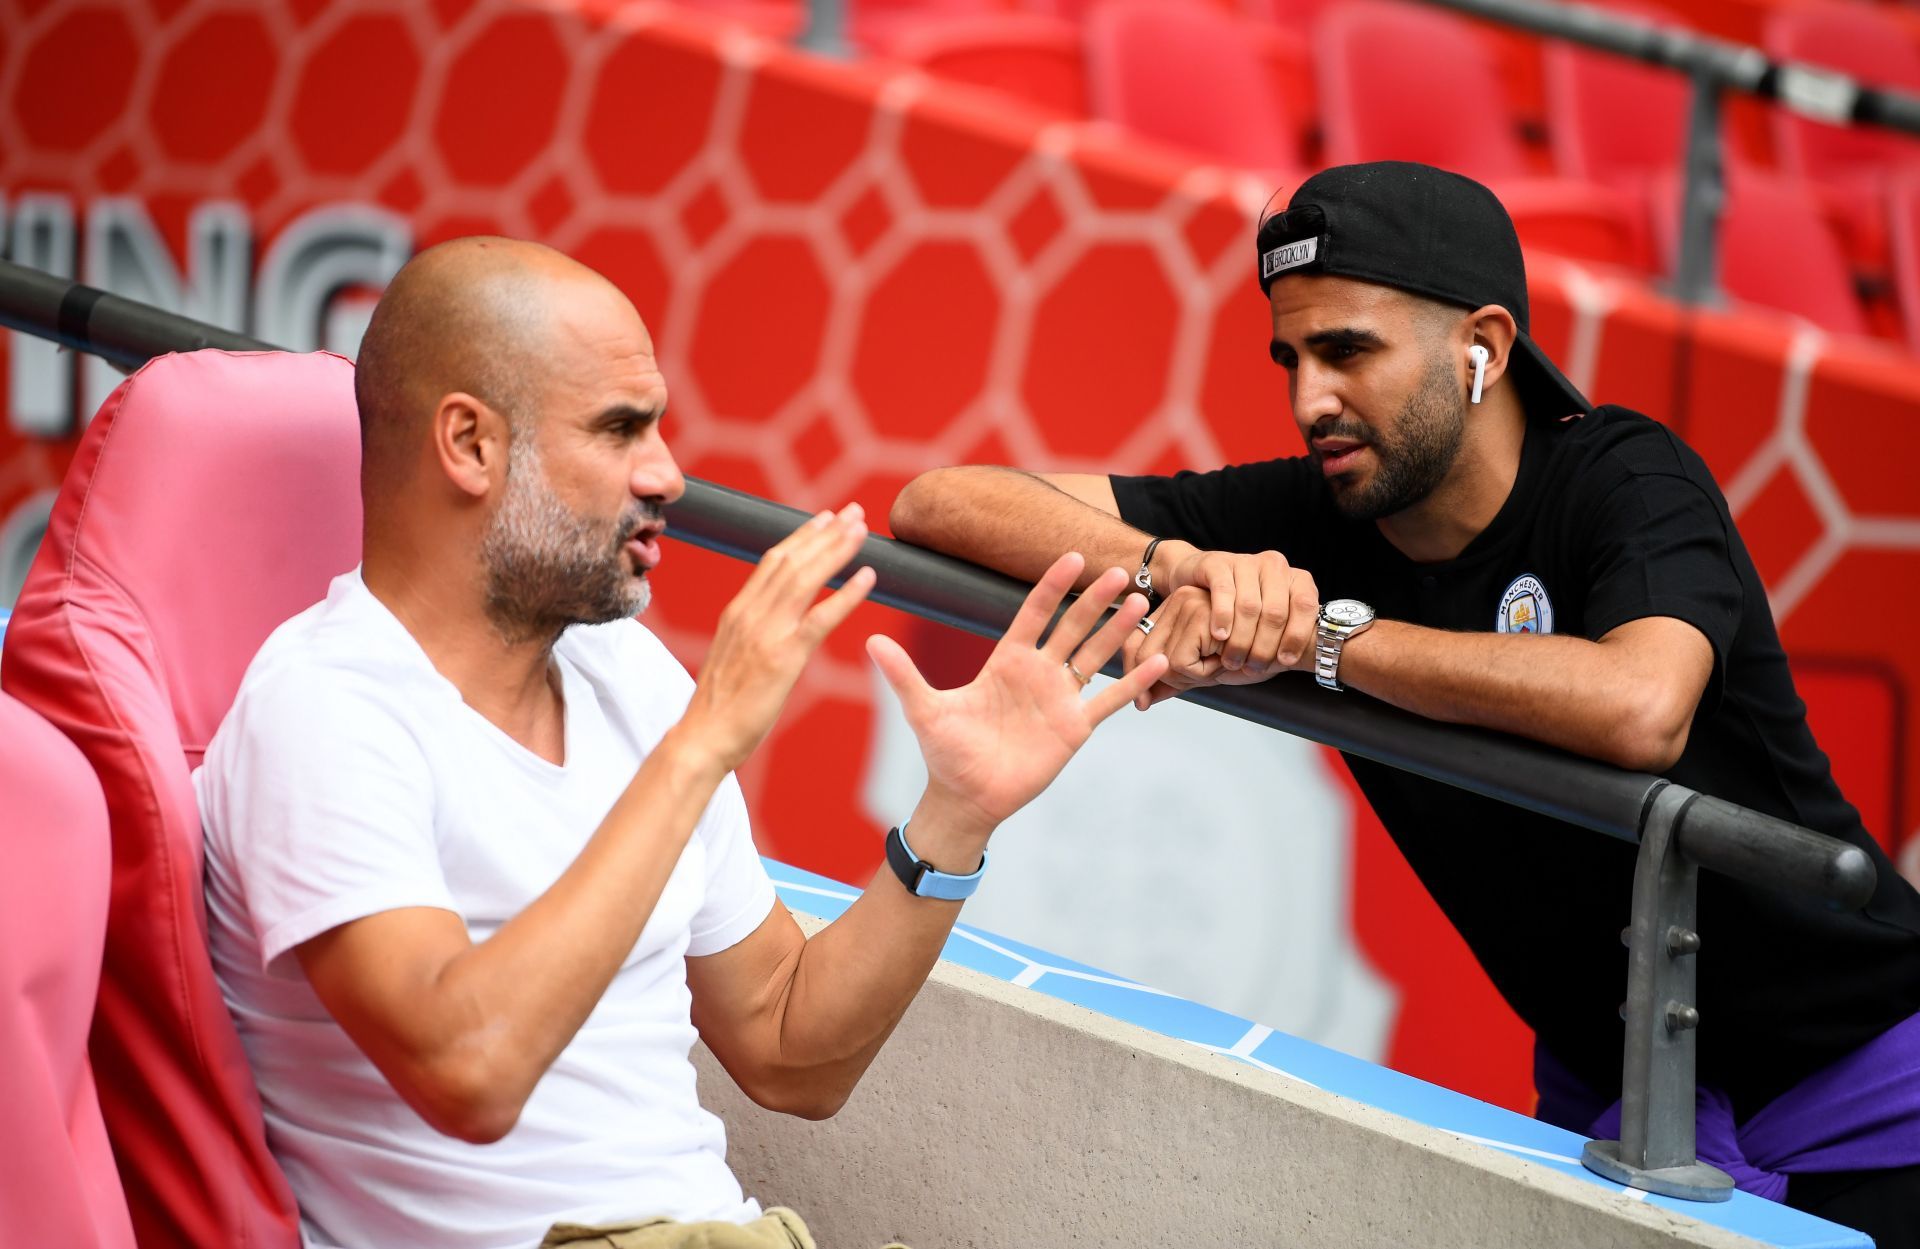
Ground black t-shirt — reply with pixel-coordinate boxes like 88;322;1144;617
1112;406;1920;1117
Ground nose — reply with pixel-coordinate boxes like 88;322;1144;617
1291;360;1343;429
633;431;686;507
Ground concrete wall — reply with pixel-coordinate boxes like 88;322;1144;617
695;944;1761;1249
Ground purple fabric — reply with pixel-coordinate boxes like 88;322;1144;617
1539;1011;1920;1203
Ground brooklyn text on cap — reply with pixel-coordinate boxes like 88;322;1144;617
1255;161;1590;419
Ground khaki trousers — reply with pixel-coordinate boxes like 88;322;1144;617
539;1207;909;1249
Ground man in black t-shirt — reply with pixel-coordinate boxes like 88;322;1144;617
890;162;1920;1243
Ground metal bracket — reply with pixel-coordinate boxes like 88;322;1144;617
1582;782;1735;1201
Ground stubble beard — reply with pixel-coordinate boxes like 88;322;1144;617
1324;350;1468;523
480;435;652;646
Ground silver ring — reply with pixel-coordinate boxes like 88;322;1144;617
1064;660;1092;688
1137;617;1155;636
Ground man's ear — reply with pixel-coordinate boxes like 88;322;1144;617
1465;305;1521;396
431;392;512;499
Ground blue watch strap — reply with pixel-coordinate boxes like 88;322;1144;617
884;822;986;901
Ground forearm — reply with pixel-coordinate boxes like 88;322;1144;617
753;790;992;1115
1336;620;1686;772
891;465;1159;588
397;731;728;1130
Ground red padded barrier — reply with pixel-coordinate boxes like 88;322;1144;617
0;691;136;1249
1;351;366;1248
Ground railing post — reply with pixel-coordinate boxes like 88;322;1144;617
1583;782;1734;1201
1672;69;1727;308
797;0;851;58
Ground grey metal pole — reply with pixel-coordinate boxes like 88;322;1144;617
1583;782;1736;1200
1672;70;1727;308
797;0;851;58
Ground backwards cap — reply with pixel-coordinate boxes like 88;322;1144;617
1256;161;1589;418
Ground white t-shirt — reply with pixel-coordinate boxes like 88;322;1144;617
198;569;776;1249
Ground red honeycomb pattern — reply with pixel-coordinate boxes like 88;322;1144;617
5;0;1920;1112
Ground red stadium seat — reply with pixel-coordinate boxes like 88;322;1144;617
1;349;365;1249
664;0;806;39
892;13;1087;115
1766;4;1920;190
1318;0;1534;177
1545;2;1696;187
1765;4;1920;279
1317;0;1648;269
1027;0;1233;20
1886;171;1920;352
1084;0;1307;175
0;690;137;1249
1651;169;1869;337
851;0;1017;55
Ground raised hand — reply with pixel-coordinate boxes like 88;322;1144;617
865;552;1171;845
680;503;875;773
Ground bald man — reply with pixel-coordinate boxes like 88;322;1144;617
195;238;1166;1249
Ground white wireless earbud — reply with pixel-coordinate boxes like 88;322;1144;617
1468;344;1489;405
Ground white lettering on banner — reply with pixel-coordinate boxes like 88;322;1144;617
6;194;78;439
1261;236;1319;279
5;199;414;438
255;204;412;354
82;199;253;419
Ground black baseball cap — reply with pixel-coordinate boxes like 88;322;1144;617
1256;162;1590;419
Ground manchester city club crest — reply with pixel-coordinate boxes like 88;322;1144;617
1496;574;1554;635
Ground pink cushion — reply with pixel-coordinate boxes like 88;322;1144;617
0;690;136;1248
2;348;364;1249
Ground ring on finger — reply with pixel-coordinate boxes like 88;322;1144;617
1064;660;1092;688
1137;617;1155;636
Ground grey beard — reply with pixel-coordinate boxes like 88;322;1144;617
480;442;653;645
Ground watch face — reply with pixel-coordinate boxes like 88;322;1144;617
1324;599;1373;628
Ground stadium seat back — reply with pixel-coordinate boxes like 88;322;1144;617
0;690;137;1249
1652;171;1868;337
893;13;1086;115
1767;5;1920;185
1317;0;1532;177
1886;172;1920;354
850;0;1016;54
1085;0;1303;173
1;349;364;1249
1545;3;1694;185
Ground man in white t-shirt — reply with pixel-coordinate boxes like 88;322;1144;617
196;237;1167;1249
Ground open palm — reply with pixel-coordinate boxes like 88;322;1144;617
867;555;1169;836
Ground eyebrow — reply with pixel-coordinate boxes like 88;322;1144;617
591;402;663;429
1270;326;1386;364
1305;327;1386;350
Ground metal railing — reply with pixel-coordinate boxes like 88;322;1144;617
0;258;1880;1200
1418;0;1920;306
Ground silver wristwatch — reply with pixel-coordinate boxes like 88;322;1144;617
1314;599;1376;692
